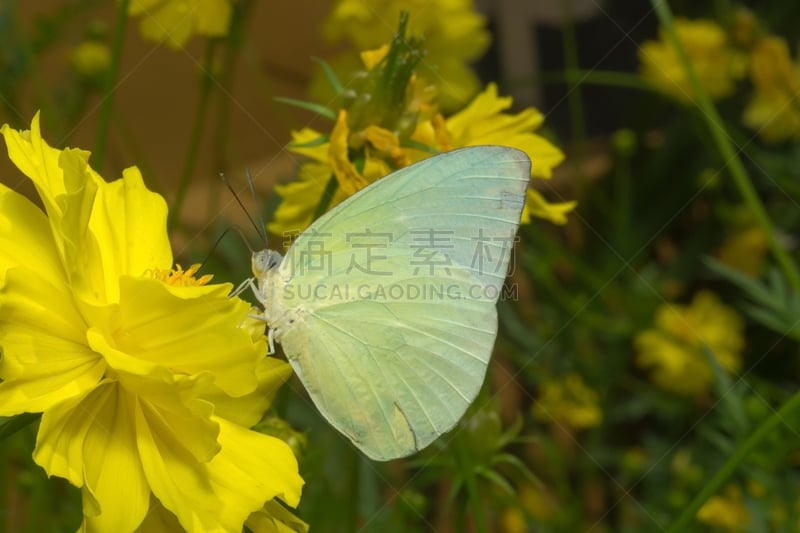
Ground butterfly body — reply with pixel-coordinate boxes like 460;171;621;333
251;146;531;460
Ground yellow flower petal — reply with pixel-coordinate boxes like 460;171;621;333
82;385;152;531
135;497;183;532
329;110;369;195
288;128;329;162
363;125;409;167
89;167;172;296
112;276;263;397
521;189;577;225
35;382;151;533
1;113;74;223
202;356;293;428
0;268;104;415
0;182;65;287
268;162;342;236
360;44;390;70
247;500;309;532
443;83;565;178
33;381;114;488
137;415;303;532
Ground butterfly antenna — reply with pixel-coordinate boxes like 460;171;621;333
221;172;267;246
245;168;269;248
198;225;254;271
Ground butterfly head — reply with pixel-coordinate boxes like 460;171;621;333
252;249;282;278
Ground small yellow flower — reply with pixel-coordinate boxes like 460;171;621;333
717;225;768;276
697;484;750;532
270;82;572;236
128;0;234;49
0;114;304;531
533;373;602;429
639;18;744;104
320;0;490;111
70;41;111;76
635;291;744;396
743;36;800;143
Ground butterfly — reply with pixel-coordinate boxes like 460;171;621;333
247;146;531;461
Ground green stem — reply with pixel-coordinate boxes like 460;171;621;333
455;433;488;533
667;389;800;532
562;3;586;158
651;0;800;292
167;40;218;231
209;0;253;219
345;446;359;531
92;0;129;169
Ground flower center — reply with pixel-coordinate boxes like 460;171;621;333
147;264;213;286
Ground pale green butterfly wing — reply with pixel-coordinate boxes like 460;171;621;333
275;146;530;460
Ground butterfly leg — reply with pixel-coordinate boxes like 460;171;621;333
230;277;253;298
248;278;267;306
267;327;276;355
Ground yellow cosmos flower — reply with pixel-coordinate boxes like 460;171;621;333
0;114;304;532
697;484;750;532
532;373;602;429
319;0;490;111
635;291;744;396
128;0;234;49
639;18;745;104
270;83;572;236
743;36;800;143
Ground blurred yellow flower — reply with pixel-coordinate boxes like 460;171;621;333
70;40;111;76
533;373;602;429
0;114;304;531
743;36;800;143
636;291;744;396
717;225;768;276
697;484;750;532
639;18;744;104
320;0;490;111
128;0;234;49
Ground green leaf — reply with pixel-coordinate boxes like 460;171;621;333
273;97;336;121
312;56;344;95
704;345;749;437
0;412;41;441
704;257;800;340
477;466;515;496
